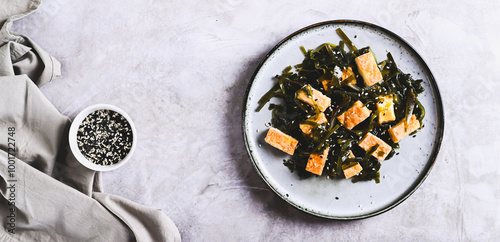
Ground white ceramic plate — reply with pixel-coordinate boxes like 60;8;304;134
242;20;444;219
69;104;137;171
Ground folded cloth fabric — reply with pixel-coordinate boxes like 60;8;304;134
0;0;61;86
0;1;181;241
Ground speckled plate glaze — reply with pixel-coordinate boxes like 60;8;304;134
242;20;444;219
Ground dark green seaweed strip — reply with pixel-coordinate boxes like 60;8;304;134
255;28;425;183
336;28;358;52
405;88;416;128
256;83;281;111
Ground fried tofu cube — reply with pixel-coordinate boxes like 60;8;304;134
377;95;396;124
348;150;355;158
342;162;363;179
305;147;330;176
340;66;355;85
322;67;355;91
358;133;392;161
388;114;420;143
296;86;331;112
321;80;330;91
343;150;362;179
337;100;371;130
299;113;328;135
355;51;383;87
264;127;299;155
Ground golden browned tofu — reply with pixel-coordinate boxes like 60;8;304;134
321;79;330;92
358;133;392;161
355;51;383;87
322;67;355;91
388;114;420;143
342;162;363;179
377;95;396;124
296;86;331;112
340;66;355;85
337;100;371;130
305;147;329;176
264;127;299;155
299;113;328;135
348;150;355;158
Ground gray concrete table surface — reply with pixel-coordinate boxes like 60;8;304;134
12;0;500;241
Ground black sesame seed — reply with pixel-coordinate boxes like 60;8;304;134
76;109;133;166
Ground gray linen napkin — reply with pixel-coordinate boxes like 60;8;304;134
0;1;181;241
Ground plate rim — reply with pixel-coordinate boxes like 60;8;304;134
241;20;445;220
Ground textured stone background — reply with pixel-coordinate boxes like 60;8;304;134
12;0;500;241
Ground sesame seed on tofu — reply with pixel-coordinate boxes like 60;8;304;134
322;66;355;91
355;51;383;87
305;147;330;176
337;100;371;130
388;114;420;143
343;162;363;179
358;133;392;161
299;113;328;135
264;127;299;155
377;95;396;124
296;85;331;112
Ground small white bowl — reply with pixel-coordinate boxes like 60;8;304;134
69;104;137;171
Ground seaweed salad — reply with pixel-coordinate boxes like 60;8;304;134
258;28;425;183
